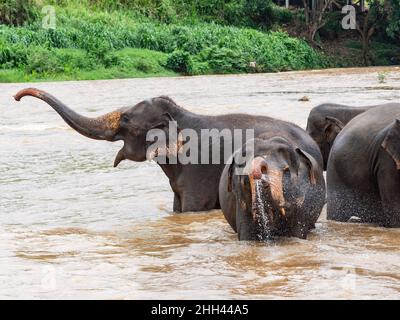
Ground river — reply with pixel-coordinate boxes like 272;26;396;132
1;66;399;299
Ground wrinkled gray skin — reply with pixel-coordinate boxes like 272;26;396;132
327;104;400;227
219;135;325;241
14;88;322;213
306;103;381;170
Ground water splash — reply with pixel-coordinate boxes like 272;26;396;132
254;179;273;241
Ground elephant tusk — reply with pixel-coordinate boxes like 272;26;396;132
114;148;126;168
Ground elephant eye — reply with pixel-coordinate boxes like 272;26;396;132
121;115;130;124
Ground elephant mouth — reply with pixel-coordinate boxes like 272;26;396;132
250;176;285;240
250;174;307;240
114;147;126;168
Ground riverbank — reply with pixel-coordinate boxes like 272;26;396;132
1;1;399;83
0;1;327;83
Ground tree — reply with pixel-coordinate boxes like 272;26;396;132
355;0;386;65
0;0;38;26
302;0;334;47
386;0;400;40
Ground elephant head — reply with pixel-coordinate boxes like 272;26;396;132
14;88;181;167
382;119;400;170
227;137;320;240
306;115;343;170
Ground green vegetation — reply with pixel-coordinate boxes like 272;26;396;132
344;40;400;66
0;47;176;82
87;0;293;28
0;0;38;26
0;0;329;82
386;0;400;41
0;0;398;83
377;71;387;84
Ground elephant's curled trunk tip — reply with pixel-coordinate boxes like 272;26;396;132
14;88;44;102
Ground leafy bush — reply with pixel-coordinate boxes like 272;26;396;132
104;48;170;73
53;48;96;71
0;0;39;26
196;46;248;74
223;1;245;26
25;47;64;74
25;47;92;74
0;40;29;68
0;2;327;81
178;0;284;29
88;0;177;21
87;0;289;30
166;50;193;74
243;0;275;29
369;41;400;66
271;6;292;25
387;0;400;41
319;12;343;40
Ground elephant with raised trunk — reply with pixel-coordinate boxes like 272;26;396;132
327;103;400;227
14;88;322;213
219;134;325;241
306;103;385;170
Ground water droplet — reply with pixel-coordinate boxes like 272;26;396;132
254;180;273;241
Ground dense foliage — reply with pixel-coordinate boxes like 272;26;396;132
386;0;400;41
0;0;38;26
88;0;293;28
0;0;397;82
0;1;327;81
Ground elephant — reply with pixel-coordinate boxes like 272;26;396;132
14;88;321;213
219;133;326;241
327;103;400;227
306;103;382;170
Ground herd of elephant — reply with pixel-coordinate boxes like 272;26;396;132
14;88;400;241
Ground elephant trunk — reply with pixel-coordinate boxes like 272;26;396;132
14;88;122;141
249;157;286;220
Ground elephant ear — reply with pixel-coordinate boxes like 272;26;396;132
146;113;182;160
227;158;235;192
381;119;400;170
227;148;251;192
149;112;175;130
324;116;344;145
296;148;319;185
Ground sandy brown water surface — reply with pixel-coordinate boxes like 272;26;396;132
1;66;399;299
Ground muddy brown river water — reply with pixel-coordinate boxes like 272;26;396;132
1;67;400;299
